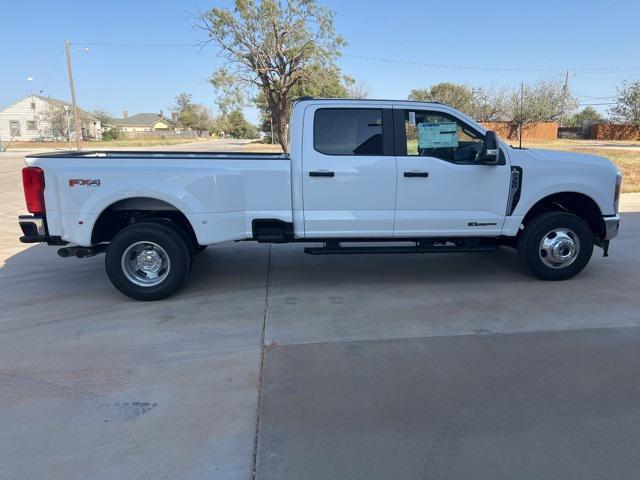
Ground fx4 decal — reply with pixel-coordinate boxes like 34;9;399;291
69;179;101;187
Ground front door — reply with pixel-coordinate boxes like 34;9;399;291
394;108;510;237
302;106;396;237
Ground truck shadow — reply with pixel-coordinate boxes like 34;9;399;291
2;212;638;303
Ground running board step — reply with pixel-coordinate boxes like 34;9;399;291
304;244;498;255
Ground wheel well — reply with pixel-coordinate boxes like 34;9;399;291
522;192;604;238
91;197;199;246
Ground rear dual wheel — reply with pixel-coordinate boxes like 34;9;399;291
105;223;192;301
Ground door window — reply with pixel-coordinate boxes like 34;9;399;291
314;108;384;156
403;110;484;163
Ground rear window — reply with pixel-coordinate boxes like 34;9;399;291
313;108;384;156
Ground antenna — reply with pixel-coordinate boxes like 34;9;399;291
519;82;524;149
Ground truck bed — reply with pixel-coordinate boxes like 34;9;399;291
27;150;288;160
27;150;293;247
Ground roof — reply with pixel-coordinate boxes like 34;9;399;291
1;95;97;120
112;113;174;127
294;97;445;105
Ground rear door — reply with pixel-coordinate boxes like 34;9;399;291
394;108;510;237
301;105;396;237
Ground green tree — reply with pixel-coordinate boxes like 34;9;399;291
93;110;114;127
503;77;577;138
609;80;640;132
209;110;257;138
198;0;345;152
409;83;476;114
172;93;212;135
469;86;508;122
408;83;507;122
253;63;363;139
566;106;604;128
38;104;93;141
93;110;121;141
223;110;257;138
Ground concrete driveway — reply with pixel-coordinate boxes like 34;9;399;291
1;148;639;479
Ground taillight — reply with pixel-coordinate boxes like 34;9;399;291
22;166;46;214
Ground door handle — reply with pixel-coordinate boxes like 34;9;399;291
404;171;429;178
309;171;335;177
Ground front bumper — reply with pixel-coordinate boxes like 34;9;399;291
18;214;47;243
603;214;620;240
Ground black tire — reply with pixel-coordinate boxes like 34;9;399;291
517;211;594;280
105;223;192;301
137;218;199;255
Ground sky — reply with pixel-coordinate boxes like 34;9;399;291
1;0;639;124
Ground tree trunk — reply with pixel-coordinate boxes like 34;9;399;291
277;114;289;153
274;99;290;153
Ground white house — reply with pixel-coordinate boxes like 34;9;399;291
0;95;101;142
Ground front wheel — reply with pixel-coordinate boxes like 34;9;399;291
518;211;594;280
105;223;192;300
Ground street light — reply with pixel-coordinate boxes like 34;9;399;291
27;77;33;96
64;41;90;151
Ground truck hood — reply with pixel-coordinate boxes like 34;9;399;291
525;148;615;169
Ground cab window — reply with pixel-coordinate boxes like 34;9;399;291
314;108;384;156
403;110;484;163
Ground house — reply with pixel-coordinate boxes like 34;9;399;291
111;111;175;132
0;95;101;141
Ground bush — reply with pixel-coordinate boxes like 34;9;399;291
102;127;121;141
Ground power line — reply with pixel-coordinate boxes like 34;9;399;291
576;96;615;100
573;91;616;100
343;53;640;74
579;102;616;106
72;42;197;47
38;49;66;95
65;42;640;74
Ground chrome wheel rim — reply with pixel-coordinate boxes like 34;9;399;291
538;228;580;269
121;241;170;287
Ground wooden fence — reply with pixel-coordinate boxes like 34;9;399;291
480;122;558;141
119;130;208;139
590;124;640;141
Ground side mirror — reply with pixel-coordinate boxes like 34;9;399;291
478;131;500;165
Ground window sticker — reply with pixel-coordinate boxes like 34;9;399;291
408;111;416;126
417;122;458;149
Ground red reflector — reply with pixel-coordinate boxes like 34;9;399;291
22;167;46;214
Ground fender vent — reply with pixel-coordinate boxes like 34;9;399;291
507;167;522;215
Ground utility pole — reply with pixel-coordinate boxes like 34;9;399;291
64;106;72;150
560;69;570;127
65;40;82;151
270;117;274;144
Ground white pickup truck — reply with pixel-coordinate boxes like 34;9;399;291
18;98;622;300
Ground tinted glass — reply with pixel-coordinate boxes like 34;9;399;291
314;109;384;155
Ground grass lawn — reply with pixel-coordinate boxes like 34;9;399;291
244;141;284;152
